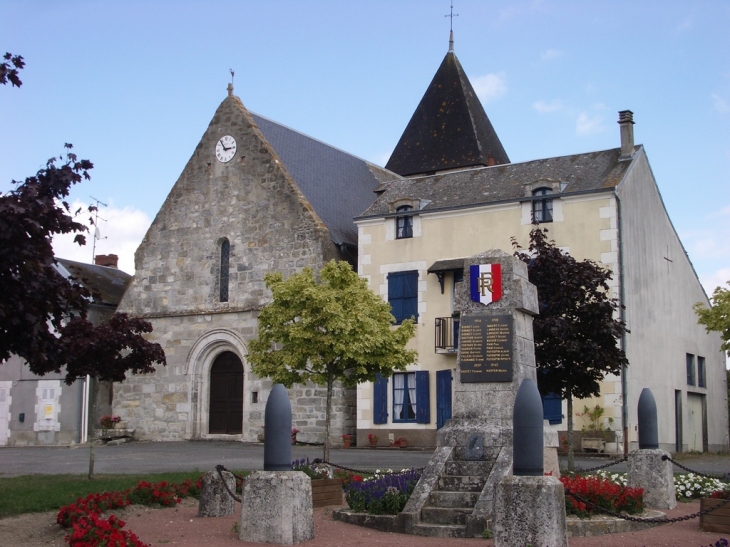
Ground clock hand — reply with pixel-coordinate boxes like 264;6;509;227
219;139;230;151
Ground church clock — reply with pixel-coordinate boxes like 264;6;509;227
215;135;237;163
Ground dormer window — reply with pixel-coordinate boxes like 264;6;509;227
532;188;553;223
396;205;414;239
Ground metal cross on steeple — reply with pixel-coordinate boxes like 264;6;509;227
445;1;459;32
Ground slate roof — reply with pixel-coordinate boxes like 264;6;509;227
385;49;510;177
359;147;637;218
251;113;400;247
56;258;131;307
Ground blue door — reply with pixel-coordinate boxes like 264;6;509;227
436;369;452;429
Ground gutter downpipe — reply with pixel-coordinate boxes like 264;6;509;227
615;190;629;456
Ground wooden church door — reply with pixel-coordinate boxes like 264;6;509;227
209;352;244;434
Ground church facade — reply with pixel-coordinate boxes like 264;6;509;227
115;87;395;443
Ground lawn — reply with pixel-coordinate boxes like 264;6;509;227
0;471;241;519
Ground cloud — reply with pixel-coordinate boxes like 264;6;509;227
532;99;563;113
540;49;562;61
700;268;730;297
575;112;606;135
713;93;730;114
472;73;507;103
52;201;151;275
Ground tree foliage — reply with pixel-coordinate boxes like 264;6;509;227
248;260;417;460
514;227;628;398
1;52;24;88
694;281;730;357
514;227;628;466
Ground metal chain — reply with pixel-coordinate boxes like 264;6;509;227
573;456;629;474
661;455;730;482
311;458;425;476
215;464;242;503
564;486;730;524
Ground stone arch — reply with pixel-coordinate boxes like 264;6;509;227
186;329;248;438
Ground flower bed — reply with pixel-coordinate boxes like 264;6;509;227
560;474;644;518
596;470;727;501
57;477;202;546
344;469;421;515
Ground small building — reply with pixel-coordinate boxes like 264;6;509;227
0;255;129;446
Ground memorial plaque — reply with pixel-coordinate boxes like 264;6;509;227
459;314;513;382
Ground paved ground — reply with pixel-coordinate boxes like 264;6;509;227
1;440;729;477
0;442;435;477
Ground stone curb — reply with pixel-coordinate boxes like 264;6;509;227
566;510;664;537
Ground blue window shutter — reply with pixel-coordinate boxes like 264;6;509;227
373;374;388;424
416;371;430;424
542;392;562;425
436;369;452;429
388;271;418;324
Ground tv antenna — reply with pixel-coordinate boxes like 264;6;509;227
90;196;108;263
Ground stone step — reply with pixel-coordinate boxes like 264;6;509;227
420;506;472;525
429;490;480;508
412;523;467;538
444;460;494;476
438;475;486;492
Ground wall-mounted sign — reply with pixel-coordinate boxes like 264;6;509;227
459;314;513;383
470;264;502;305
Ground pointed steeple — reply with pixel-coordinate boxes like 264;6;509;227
385;35;510;177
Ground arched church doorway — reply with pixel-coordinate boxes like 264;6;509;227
209;351;243;434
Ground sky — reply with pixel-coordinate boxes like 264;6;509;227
1;0;729;297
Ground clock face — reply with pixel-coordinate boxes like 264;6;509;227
215;135;237;163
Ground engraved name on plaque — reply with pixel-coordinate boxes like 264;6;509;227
459;314;513;383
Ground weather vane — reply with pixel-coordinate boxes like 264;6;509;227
230;69;235;84
445;1;459;31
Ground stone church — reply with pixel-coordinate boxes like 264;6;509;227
115;84;397;443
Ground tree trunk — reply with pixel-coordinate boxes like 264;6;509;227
567;394;574;472
323;373;333;463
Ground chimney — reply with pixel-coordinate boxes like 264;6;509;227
95;254;118;268
618;110;635;159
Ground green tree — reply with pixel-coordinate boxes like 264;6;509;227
514;227;628;470
248;260;417;461
694;281;730;357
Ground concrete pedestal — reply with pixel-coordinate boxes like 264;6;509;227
627;449;677;509
198;469;236;517
239;471;314;545
493;476;567;547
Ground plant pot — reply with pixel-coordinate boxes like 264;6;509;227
399;441;407;448
311;478;344;508
369;440;378;448
701;498;730;533
343;439;352;448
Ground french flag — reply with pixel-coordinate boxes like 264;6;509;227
469;264;502;305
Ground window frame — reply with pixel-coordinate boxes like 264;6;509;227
697;356;706;388
532;187;554;223
686;353;696;386
395;205;414;239
391;371;430;424
219;238;230;302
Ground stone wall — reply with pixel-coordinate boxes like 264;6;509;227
114;92;354;442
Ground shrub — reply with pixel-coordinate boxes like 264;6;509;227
291;458;330;479
560;474;644;518
344;469;421;515
126;480;181;507
66;513;147;547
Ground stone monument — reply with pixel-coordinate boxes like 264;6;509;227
627;388;676;509
239;384;315;544
401;250;541;537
